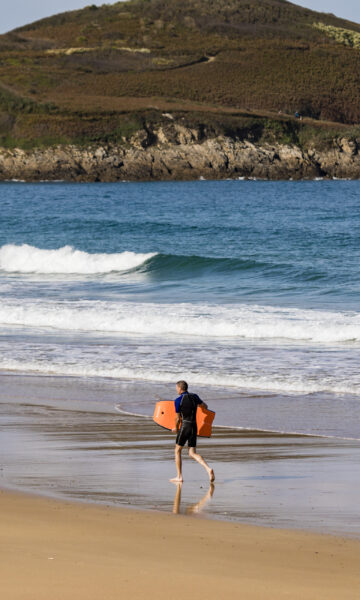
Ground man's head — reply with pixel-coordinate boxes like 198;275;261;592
176;380;188;395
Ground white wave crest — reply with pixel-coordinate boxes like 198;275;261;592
0;299;359;343
0;244;156;274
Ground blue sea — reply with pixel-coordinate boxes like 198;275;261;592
0;180;359;440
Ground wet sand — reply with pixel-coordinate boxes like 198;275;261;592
1;372;360;598
1;372;360;536
1;488;360;600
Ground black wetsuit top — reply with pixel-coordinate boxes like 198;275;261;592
175;393;202;447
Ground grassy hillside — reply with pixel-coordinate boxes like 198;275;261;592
1;0;360;149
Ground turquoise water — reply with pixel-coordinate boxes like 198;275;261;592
0;180;359;438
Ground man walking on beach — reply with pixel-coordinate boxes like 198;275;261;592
170;380;215;483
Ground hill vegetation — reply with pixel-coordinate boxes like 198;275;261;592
313;22;360;49
1;0;360;150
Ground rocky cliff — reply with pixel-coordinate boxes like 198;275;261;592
1;123;359;182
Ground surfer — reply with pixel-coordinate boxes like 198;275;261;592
170;380;215;484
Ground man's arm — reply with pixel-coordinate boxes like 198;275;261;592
173;396;182;432
196;395;208;409
173;413;181;432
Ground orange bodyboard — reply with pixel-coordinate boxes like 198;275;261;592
153;401;215;438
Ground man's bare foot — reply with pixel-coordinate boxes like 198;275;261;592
170;477;183;483
209;469;215;483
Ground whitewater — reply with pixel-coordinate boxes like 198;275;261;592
0;179;359;439
0;296;359;343
0;243;156;274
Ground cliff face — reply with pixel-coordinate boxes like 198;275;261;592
0;123;359;182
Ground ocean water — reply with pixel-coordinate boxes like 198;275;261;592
0;180;359;440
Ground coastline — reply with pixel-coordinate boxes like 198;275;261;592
1;130;360;182
1;487;360;600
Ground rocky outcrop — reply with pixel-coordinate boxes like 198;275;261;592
1;123;360;181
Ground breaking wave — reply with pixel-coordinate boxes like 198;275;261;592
0;243;326;282
0;244;156;274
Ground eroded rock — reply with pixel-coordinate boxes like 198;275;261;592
1;129;360;182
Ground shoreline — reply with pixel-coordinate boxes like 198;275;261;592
1;176;359;183
1;372;360;537
1;470;360;541
1;487;360;600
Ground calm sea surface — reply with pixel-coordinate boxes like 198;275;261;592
0;180;359;439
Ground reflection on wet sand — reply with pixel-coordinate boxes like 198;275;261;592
172;483;215;515
1;373;360;536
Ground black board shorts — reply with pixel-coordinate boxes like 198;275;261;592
176;421;197;448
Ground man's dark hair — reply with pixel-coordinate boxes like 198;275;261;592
176;380;188;392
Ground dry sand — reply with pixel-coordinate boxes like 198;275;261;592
1;489;359;600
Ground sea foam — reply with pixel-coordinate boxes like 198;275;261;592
0;358;359;396
0;298;359;343
0;244;156;274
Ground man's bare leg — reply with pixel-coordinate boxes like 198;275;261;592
170;444;183;482
189;447;215;482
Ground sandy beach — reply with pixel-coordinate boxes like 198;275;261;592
1;372;360;535
1;488;360;600
1;367;360;599
1;371;360;599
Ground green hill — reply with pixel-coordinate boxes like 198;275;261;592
1;0;360;150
